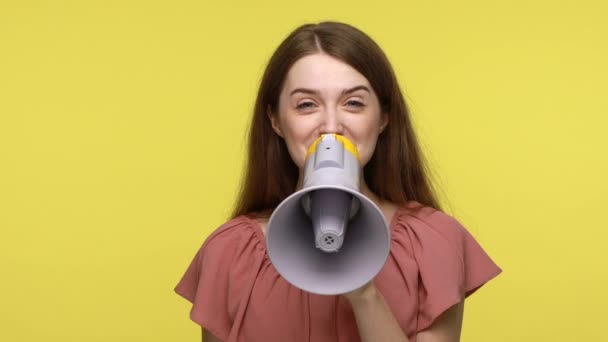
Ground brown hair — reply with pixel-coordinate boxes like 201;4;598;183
231;21;443;219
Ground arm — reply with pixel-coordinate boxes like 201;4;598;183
202;328;223;342
345;282;410;342
345;282;465;342
417;300;464;342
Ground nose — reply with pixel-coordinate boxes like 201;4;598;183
319;107;344;135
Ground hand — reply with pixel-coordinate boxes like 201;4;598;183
343;280;378;304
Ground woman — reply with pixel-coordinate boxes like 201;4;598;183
174;21;502;342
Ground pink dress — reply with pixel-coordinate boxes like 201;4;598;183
174;200;502;342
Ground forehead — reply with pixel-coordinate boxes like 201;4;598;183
283;53;370;92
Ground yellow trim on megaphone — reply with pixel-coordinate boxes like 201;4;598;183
305;134;360;160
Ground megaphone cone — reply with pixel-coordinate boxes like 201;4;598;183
266;134;390;295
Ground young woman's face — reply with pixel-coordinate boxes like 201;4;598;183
269;53;388;170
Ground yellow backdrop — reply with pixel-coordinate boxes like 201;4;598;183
1;0;606;341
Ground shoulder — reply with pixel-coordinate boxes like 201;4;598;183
395;200;471;246
398;200;453;223
392;199;502;284
191;214;269;276
174;214;265;303
201;214;262;252
388;201;502;331
396;200;502;290
175;215;265;339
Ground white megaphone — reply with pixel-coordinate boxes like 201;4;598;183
266;134;390;295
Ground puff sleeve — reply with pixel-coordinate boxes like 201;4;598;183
401;206;502;332
173;218;246;341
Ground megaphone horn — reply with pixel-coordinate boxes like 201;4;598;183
266;134;390;295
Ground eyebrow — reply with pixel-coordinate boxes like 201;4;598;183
289;85;371;96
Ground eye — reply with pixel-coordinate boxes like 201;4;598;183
345;100;364;108
296;101;316;110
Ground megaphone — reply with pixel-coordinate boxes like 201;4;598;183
266;134;390;295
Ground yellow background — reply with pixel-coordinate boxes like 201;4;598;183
1;0;606;341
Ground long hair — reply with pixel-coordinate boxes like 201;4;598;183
231;21;443;219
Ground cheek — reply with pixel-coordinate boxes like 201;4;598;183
357;139;379;167
280;119;314;169
284;139;306;168
349;120;382;166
